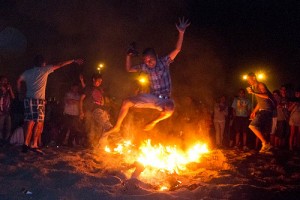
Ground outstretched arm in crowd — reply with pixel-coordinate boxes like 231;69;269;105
168;17;190;61
52;59;84;71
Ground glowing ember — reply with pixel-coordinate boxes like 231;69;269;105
104;140;134;154
160;186;168;191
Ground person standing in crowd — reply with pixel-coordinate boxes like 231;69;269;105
273;89;289;149
79;74;112;147
213;95;228;148
288;88;300;151
246;72;276;153
271;90;280;147
17;55;83;153
0;76;15;144
101;18;190;143
231;88;251;150
60;83;81;147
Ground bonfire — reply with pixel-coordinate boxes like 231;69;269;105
103;138;209;191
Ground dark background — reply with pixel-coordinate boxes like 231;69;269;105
0;0;299;104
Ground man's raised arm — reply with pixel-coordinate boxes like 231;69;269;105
126;53;138;73
168;17;190;61
52;59;83;71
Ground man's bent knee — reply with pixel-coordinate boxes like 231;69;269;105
122;99;134;108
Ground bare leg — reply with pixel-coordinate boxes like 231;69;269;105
249;125;267;145
289;125;295;151
32;122;44;148
144;110;173;131
235;132;240;146
24;121;35;146
101;100;134;139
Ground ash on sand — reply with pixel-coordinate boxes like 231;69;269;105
1;145;300;200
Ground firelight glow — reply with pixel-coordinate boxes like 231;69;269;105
103;138;209;190
257;73;265;80
104;139;209;174
242;72;266;81
138;75;148;85
137;140;209;174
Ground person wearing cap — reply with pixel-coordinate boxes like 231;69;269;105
246;72;276;153
100;17;190;143
17;55;83;153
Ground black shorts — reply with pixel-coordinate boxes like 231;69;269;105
250;110;273;134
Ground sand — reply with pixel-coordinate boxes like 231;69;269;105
1;144;300;200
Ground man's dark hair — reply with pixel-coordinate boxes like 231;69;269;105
92;73;102;80
142;48;156;57
273;89;280;96
247;72;256;77
34;55;45;67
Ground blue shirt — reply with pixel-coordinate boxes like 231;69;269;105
232;97;251;117
133;56;173;96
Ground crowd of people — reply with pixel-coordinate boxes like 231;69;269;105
1;17;300;156
1;71;300;155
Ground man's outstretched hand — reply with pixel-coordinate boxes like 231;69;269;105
176;17;191;33
74;59;84;65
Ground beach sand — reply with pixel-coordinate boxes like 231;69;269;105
1;144;300;200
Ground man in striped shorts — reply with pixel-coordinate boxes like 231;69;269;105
17;55;83;153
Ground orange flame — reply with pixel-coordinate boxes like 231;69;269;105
137;139;208;174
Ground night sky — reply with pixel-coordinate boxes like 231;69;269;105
0;0;299;104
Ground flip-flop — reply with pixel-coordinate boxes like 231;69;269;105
30;148;45;155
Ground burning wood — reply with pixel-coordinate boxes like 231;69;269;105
103;138;209;190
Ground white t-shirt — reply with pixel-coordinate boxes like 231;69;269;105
20;66;54;99
64;91;80;116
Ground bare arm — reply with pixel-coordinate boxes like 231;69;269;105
168;17;190;61
247;83;269;99
125;55;138;72
79;74;86;88
7;84;15;99
79;94;86;119
17;76;23;94
250;104;260;120
288;102;297;112
52;59;83;71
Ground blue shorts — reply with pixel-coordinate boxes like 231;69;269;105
128;93;175;112
250;110;273;134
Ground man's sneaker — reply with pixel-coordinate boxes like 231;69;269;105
259;143;272;153
243;146;249;151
